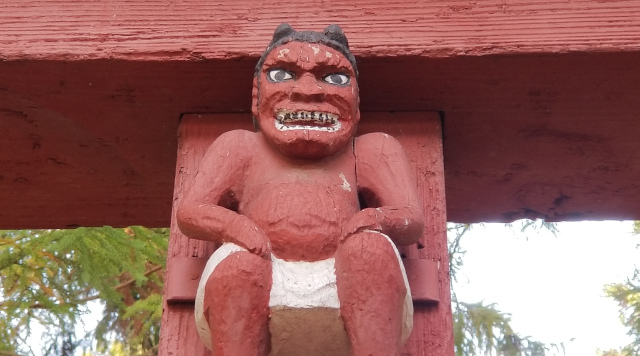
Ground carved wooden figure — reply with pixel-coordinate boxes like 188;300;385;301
176;24;424;356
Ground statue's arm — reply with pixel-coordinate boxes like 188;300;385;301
347;132;424;246
176;130;270;257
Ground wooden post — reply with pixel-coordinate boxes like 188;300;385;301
359;112;453;356
159;112;452;355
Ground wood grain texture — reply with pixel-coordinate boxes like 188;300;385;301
360;113;452;356
160;112;452;355
3;51;640;227
160;115;253;356
3;1;640;228
2;0;640;61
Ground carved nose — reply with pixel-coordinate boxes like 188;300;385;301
290;73;325;102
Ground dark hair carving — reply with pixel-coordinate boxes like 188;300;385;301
255;23;358;77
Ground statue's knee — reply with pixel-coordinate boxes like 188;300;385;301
341;230;397;260
206;251;271;293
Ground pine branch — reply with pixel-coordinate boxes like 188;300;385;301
74;265;163;305
1;265;163;310
0;233;30;247
0;351;24;356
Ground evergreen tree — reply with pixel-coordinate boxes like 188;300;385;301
604;221;640;355
595;349;632;356
448;222;564;356
0;227;167;356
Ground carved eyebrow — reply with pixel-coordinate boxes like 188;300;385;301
265;59;353;76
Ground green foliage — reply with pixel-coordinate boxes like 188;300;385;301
448;222;565;356
453;300;564;356
0;227;168;356
605;275;640;355
596;348;632;356
604;224;640;355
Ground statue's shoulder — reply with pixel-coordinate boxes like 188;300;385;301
210;129;259;149
355;132;404;155
205;129;259;159
214;129;258;144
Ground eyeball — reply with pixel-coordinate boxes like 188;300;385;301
267;69;294;82
322;73;350;86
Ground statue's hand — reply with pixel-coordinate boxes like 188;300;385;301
341;208;384;242
233;217;271;258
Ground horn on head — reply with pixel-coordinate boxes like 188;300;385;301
323;24;349;48
272;23;296;43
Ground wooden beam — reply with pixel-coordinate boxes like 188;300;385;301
2;0;640;61
3;2;640;227
2;51;640;228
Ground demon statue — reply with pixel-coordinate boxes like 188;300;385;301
177;23;424;356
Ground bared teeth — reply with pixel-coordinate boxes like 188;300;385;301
274;110;341;132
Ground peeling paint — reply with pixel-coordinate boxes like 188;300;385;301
278;48;290;58
339;172;351;191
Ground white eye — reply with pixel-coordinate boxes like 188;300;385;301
267;69;294;82
322;73;350;86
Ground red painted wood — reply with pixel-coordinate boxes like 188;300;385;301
3;3;640;228
404;259;439;303
3;52;640;228
2;0;640;60
160;112;451;355
159;115;253;356
164;257;208;302
359;113;452;356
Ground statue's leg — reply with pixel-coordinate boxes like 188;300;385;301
336;231;409;356
203;250;272;356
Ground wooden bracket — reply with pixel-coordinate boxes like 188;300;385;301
165;256;209;303
404;259;439;303
165;255;439;304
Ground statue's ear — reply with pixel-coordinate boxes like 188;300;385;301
251;76;259;120
272;23;296;43
323;24;349;48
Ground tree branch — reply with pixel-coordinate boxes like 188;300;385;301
72;265;164;305
1;265;164;310
0;351;24;356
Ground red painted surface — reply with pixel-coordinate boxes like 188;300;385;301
160;112;451;355
2;1;640;227
164;256;208;302
204;250;272;355
2;52;640;227
405;259;440;303
336;231;409;355
2;0;640;60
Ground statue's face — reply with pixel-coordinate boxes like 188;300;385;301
252;41;360;159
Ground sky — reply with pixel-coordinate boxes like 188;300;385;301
451;220;638;355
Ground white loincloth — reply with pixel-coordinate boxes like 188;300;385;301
194;232;413;350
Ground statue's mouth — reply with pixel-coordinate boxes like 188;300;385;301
275;110;341;132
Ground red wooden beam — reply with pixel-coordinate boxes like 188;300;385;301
2;0;640;60
3;1;640;229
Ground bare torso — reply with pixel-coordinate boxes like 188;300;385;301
178;129;422;263
241;133;359;261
